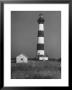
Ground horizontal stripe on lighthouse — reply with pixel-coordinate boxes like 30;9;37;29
38;31;44;37
39;24;44;31
38;37;44;44
37;44;44;50
37;50;44;55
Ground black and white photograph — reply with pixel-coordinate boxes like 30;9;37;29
11;11;61;79
4;4;69;86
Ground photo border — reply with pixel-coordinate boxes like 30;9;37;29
4;3;69;87
0;0;71;89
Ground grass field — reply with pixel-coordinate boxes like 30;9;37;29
11;60;61;79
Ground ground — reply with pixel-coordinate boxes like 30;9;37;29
11;60;61;79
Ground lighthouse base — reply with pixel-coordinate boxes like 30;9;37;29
39;56;48;61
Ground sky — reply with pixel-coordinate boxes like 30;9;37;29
11;11;61;59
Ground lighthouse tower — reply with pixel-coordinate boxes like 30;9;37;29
36;14;48;60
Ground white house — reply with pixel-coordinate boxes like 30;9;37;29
16;54;28;63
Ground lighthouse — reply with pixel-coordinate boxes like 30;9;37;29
36;14;48;60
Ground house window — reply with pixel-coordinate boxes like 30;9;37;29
21;58;23;60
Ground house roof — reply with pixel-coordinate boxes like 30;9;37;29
16;54;28;58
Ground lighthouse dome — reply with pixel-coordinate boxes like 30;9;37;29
37;13;45;24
